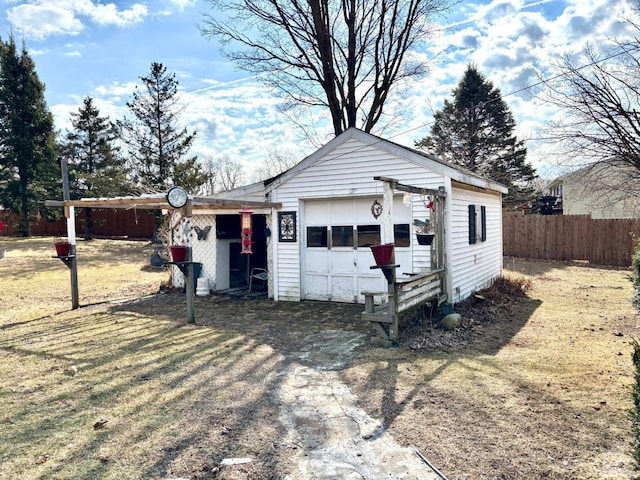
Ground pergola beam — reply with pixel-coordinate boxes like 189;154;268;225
373;176;446;198
45;196;282;210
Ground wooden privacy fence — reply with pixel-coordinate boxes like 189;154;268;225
503;212;640;267
1;208;157;239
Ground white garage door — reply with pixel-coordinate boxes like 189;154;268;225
303;197;412;303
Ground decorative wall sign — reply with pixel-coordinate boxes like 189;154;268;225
278;211;296;242
371;199;383;219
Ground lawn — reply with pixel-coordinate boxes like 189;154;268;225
0;237;638;479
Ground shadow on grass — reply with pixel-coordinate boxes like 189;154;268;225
0;301;296;479
360;296;543;432
2;264;632;479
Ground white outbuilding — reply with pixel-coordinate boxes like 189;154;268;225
256;128;507;305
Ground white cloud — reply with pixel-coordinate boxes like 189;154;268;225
169;0;196;11
8;3;84;38
7;1;149;39
92;81;136;96
28;47;48;56
179;81;306;166
399;0;640;173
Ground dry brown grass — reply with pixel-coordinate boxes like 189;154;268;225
1;239;640;479
346;258;640;479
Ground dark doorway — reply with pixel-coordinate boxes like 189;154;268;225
217;213;269;289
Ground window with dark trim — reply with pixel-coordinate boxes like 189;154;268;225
356;225;380;247
468;204;487;244
307;226;328;247
331;226;354;247
394;223;410;247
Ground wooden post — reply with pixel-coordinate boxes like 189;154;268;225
61;158;79;309
370;177;448;340
382;180;394;246
381;179;395;267
434;187;446;300
184;199;195;324
387;268;398;343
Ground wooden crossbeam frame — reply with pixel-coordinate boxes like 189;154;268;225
363;177;448;343
373;176;446;198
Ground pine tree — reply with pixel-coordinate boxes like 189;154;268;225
0;36;57;236
118;62;208;194
417;65;536;207
62;96;130;239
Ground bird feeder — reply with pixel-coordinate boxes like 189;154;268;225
240;209;253;254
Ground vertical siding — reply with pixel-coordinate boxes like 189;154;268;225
2;208;156;238
270;137;446;301
503;212;640;267
449;185;503;303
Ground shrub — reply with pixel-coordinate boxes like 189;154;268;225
633;240;640;311
631;339;640;467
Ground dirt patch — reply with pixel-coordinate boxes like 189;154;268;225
399;275;534;353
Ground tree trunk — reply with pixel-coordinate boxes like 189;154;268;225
19;176;30;237
84;207;93;240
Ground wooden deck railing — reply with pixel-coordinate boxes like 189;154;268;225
362;267;446;343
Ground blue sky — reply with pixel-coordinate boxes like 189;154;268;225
0;0;636;181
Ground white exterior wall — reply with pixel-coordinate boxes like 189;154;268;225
448;184;503;303
269;137;447;301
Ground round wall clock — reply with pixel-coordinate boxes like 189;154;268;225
166;186;188;208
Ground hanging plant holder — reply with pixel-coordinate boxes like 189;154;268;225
413;218;434;245
416;233;435;246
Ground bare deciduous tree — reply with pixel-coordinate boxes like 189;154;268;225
201;0;448;137
249;149;299;183
542;17;640;207
201;155;245;194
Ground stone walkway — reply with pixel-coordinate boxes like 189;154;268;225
275;330;442;480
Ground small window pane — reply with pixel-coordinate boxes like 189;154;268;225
331;226;354;247
357;225;381;247
307;226;327;247
394;224;410;247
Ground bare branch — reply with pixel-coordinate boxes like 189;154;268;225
201;0;448;135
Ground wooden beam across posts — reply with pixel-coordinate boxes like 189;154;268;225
373;176;447;198
45;196;282;211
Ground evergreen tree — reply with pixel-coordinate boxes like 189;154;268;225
118;62;208;194
417;65;536;207
62;96;130;239
0;36;57;236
